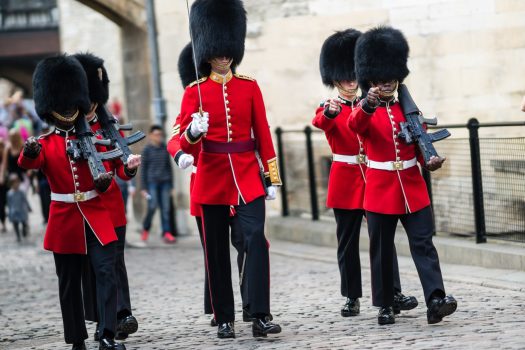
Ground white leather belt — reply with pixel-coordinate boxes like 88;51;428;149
333;153;367;165
51;190;98;203
192;166;197;174
367;157;417;171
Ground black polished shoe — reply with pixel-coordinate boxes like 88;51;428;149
243;308;273;322
252;317;282;338
99;337;126;350
217;322;235;339
377;307;395;325
115;315;138;340
72;341;86;350
94;327;100;342
341;298;360;317
427;295;457;324
210;317;217;327
393;292;418;315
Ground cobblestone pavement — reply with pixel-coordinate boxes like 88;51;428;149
1;221;525;350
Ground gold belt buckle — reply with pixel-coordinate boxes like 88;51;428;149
74;192;86;202
357;154;366;164
393;161;404;170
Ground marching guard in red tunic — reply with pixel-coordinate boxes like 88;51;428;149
313;29;417;319
348;26;457;325
178;0;282;339
74;53;141;342
18;55;138;350
167;43;248;327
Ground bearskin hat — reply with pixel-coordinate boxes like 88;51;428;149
178;42;200;88
32;54;91;123
190;0;247;76
73;52;110;105
319;29;361;88
354;26;410;91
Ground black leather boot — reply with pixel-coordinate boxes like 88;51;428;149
341;298;360;317
427;295;457;324
377;306;395;325
115;315;138;340
217;322;235;338
252;317;282;338
393;291;418;314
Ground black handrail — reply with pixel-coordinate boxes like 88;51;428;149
304;126;319;221
275;119;525;242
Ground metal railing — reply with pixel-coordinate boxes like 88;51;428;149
275;118;525;244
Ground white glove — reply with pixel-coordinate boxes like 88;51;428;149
189;112;209;137
178;153;194;169
265;185;277;200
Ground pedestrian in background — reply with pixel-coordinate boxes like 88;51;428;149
141;125;175;243
7;174;30;242
521;95;525;112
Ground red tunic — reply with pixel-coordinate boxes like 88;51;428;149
348;100;430;214
89;118;129;228
312;101;366;210
167;114;201;216
179;71;281;206
18;128;117;254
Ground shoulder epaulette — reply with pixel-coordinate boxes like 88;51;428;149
234;73;255;81
188;77;207;88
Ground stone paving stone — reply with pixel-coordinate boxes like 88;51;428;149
1;228;525;349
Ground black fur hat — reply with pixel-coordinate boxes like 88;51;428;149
354;26;410;91
319;29;362;88
73;52;110;105
190;0;247;76
32;54;91;123
178;42;200;88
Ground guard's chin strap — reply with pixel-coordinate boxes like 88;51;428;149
51;109;79;124
335;82;358;101
379;81;399;98
86;103;98;122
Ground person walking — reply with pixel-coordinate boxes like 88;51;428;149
7;174;30;242
18;54;137;350
179;0;282;339
74;52;141;341
141;125;175;243
349;26;457;325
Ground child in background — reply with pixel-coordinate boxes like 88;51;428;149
7;174;30;242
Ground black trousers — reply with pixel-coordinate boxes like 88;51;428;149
367;206;445;307
54;222;117;344
333;209;402;299
201;196;269;323
196;215;244;315
83;226;132;323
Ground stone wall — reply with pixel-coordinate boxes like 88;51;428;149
153;0;525;142
57;0;126;116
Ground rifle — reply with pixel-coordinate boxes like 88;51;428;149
95;104;146;164
67;117;124;181
397;84;451;164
